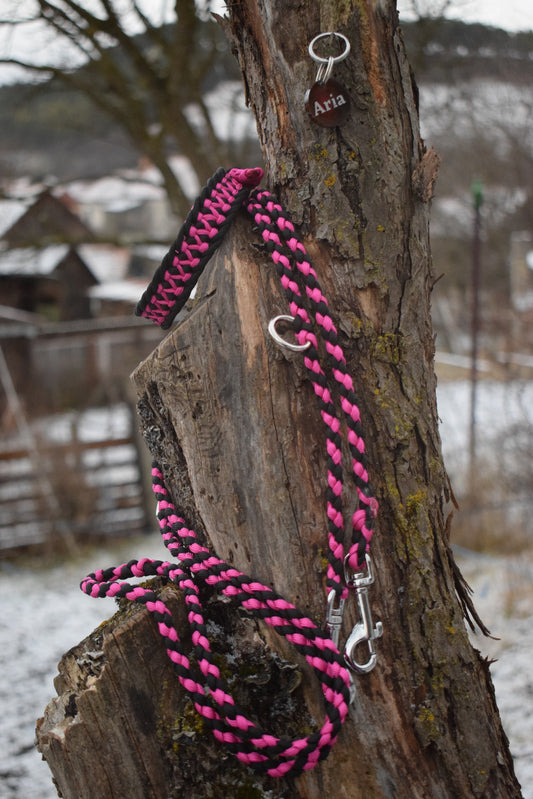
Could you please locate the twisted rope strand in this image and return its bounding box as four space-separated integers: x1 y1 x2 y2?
135 167 263 328
81 464 351 778
245 190 377 572
246 194 348 593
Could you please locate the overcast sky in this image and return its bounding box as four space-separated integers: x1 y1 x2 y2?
396 0 533 32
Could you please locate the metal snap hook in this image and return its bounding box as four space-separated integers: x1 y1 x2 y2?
344 593 383 674
268 315 311 353
343 554 383 674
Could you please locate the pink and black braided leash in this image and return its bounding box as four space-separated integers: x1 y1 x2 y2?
135 167 263 329
82 166 378 777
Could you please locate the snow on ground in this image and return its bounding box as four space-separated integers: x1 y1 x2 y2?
437 379 533 479
0 538 531 797
437 379 533 534
0 535 164 799
0 379 532 797
456 548 533 796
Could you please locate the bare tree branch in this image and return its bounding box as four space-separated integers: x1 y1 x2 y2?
407 0 465 19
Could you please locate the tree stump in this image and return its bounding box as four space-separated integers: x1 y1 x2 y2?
36 2 524 797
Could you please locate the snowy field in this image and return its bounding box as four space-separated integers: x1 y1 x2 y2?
0 379 532 798
0 535 165 799
458 548 533 796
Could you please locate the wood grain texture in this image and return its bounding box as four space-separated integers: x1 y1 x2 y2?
135 226 329 617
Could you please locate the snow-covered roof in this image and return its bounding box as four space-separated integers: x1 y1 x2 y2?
89 279 147 302
0 177 47 236
0 242 131 283
132 243 168 260
58 155 201 211
77 244 130 283
0 245 68 276
116 156 201 201
60 175 164 214
1 156 200 245
0 199 31 238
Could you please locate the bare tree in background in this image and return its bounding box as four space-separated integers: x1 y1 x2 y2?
399 0 468 21
0 0 254 217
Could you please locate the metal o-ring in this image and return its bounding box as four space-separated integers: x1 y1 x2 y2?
268 315 311 353
308 32 351 65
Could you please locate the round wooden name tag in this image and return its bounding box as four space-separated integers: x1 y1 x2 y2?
305 79 350 128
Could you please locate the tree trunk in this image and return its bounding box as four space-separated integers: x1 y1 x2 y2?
37 2 523 797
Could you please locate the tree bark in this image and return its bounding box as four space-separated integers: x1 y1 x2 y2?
37 2 523 797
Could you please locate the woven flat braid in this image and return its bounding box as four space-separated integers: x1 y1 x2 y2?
135 167 263 329
81 463 351 778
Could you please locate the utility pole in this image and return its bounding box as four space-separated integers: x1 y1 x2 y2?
469 179 483 490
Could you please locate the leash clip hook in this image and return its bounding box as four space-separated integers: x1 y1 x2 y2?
343 554 383 674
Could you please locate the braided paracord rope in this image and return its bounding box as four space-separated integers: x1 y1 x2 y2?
81 464 351 778
245 190 377 590
135 167 263 329
82 166 379 776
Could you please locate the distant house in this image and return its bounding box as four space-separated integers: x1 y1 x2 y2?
88 278 150 318
2 189 94 248
0 170 179 327
62 169 178 243
0 180 164 418
0 245 97 321
0 191 135 321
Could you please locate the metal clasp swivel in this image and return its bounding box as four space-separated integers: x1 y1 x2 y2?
344 554 383 674
326 589 345 649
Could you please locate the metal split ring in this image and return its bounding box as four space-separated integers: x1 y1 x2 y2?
309 32 351 83
308 32 351 64
268 315 311 353
309 32 350 85
316 57 336 85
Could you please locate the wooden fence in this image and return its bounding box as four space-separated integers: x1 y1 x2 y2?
0 403 152 554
